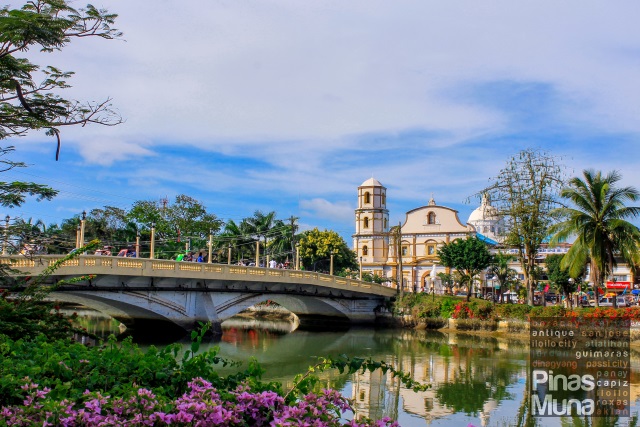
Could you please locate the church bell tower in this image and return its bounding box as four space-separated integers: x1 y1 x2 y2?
353 178 389 267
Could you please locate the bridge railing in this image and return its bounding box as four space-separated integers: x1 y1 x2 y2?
0 255 397 295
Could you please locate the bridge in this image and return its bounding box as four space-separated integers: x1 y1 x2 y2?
2 255 397 333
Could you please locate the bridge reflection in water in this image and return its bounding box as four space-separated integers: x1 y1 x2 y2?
3 255 395 334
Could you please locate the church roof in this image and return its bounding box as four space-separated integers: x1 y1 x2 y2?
360 177 384 187
467 194 498 223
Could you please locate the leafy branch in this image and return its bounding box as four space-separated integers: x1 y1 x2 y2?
285 354 430 400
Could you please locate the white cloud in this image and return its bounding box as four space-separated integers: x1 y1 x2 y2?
72 136 155 166
300 198 354 222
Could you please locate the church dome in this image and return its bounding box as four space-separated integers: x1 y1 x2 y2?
360 177 383 187
467 193 498 223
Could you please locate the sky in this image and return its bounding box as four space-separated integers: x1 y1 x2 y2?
5 0 640 244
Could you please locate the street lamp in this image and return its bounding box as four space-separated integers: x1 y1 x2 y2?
207 229 213 263
330 250 336 276
79 210 86 253
295 243 300 271
359 256 363 281
569 277 575 308
135 231 140 258
150 223 156 259
227 244 232 265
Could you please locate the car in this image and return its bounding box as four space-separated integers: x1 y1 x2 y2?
590 296 627 307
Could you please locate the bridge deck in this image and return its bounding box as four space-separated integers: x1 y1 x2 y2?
0 255 397 298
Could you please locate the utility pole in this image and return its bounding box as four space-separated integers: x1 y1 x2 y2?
394 221 404 297
287 216 299 261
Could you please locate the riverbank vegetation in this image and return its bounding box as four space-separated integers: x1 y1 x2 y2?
393 293 640 325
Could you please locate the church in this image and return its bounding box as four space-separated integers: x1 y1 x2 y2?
352 177 503 293
352 177 636 296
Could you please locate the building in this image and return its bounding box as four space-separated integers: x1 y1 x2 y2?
352 177 638 295
353 178 475 292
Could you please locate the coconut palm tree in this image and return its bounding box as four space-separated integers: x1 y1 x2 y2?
549 169 640 307
487 251 518 303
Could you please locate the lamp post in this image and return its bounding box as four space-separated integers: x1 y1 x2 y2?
227 244 232 265
149 223 156 259
255 241 260 267
413 267 417 293
568 277 575 308
359 256 363 281
207 229 213 263
2 215 9 255
296 243 300 270
75 225 80 249
330 251 335 276
135 231 140 258
79 210 86 253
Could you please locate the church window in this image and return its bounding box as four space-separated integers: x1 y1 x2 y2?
362 245 368 256
427 212 436 224
363 217 369 228
382 193 386 205
384 218 388 229
364 192 371 204
426 244 436 256
402 246 409 256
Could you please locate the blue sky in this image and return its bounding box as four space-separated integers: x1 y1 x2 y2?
6 0 640 243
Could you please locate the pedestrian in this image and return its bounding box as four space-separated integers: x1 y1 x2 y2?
269 259 277 269
197 253 204 263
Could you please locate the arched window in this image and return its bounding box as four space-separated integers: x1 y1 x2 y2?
427 212 436 225
364 192 370 204
384 218 388 229
362 245 368 256
381 193 386 205
363 217 369 228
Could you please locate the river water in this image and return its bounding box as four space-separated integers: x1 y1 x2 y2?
72 310 640 427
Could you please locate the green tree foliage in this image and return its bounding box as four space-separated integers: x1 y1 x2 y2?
298 228 357 273
437 272 454 294
0 240 99 340
545 254 579 304
437 237 492 301
549 169 640 307
487 251 518 302
483 148 564 305
0 0 122 156
126 195 222 259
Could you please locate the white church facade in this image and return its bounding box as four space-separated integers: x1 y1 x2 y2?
352 178 503 292
352 177 637 295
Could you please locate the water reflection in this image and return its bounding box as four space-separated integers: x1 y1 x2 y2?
66 309 640 427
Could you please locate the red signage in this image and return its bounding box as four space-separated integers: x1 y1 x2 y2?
606 281 632 290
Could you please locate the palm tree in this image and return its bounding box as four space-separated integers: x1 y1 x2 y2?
487 251 518 303
245 210 277 260
217 219 254 263
549 170 640 307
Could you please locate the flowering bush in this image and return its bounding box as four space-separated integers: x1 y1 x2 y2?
1 378 399 427
452 303 474 319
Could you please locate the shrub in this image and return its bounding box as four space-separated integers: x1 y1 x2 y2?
494 304 532 321
0 377 400 427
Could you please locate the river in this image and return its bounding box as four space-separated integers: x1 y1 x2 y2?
71 309 640 427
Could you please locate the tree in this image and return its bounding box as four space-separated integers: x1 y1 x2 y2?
487 251 518 303
545 254 579 307
1 0 122 157
244 210 277 260
126 195 222 259
483 148 564 305
549 170 640 307
298 228 357 273
437 237 492 301
437 272 454 295
217 219 255 263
